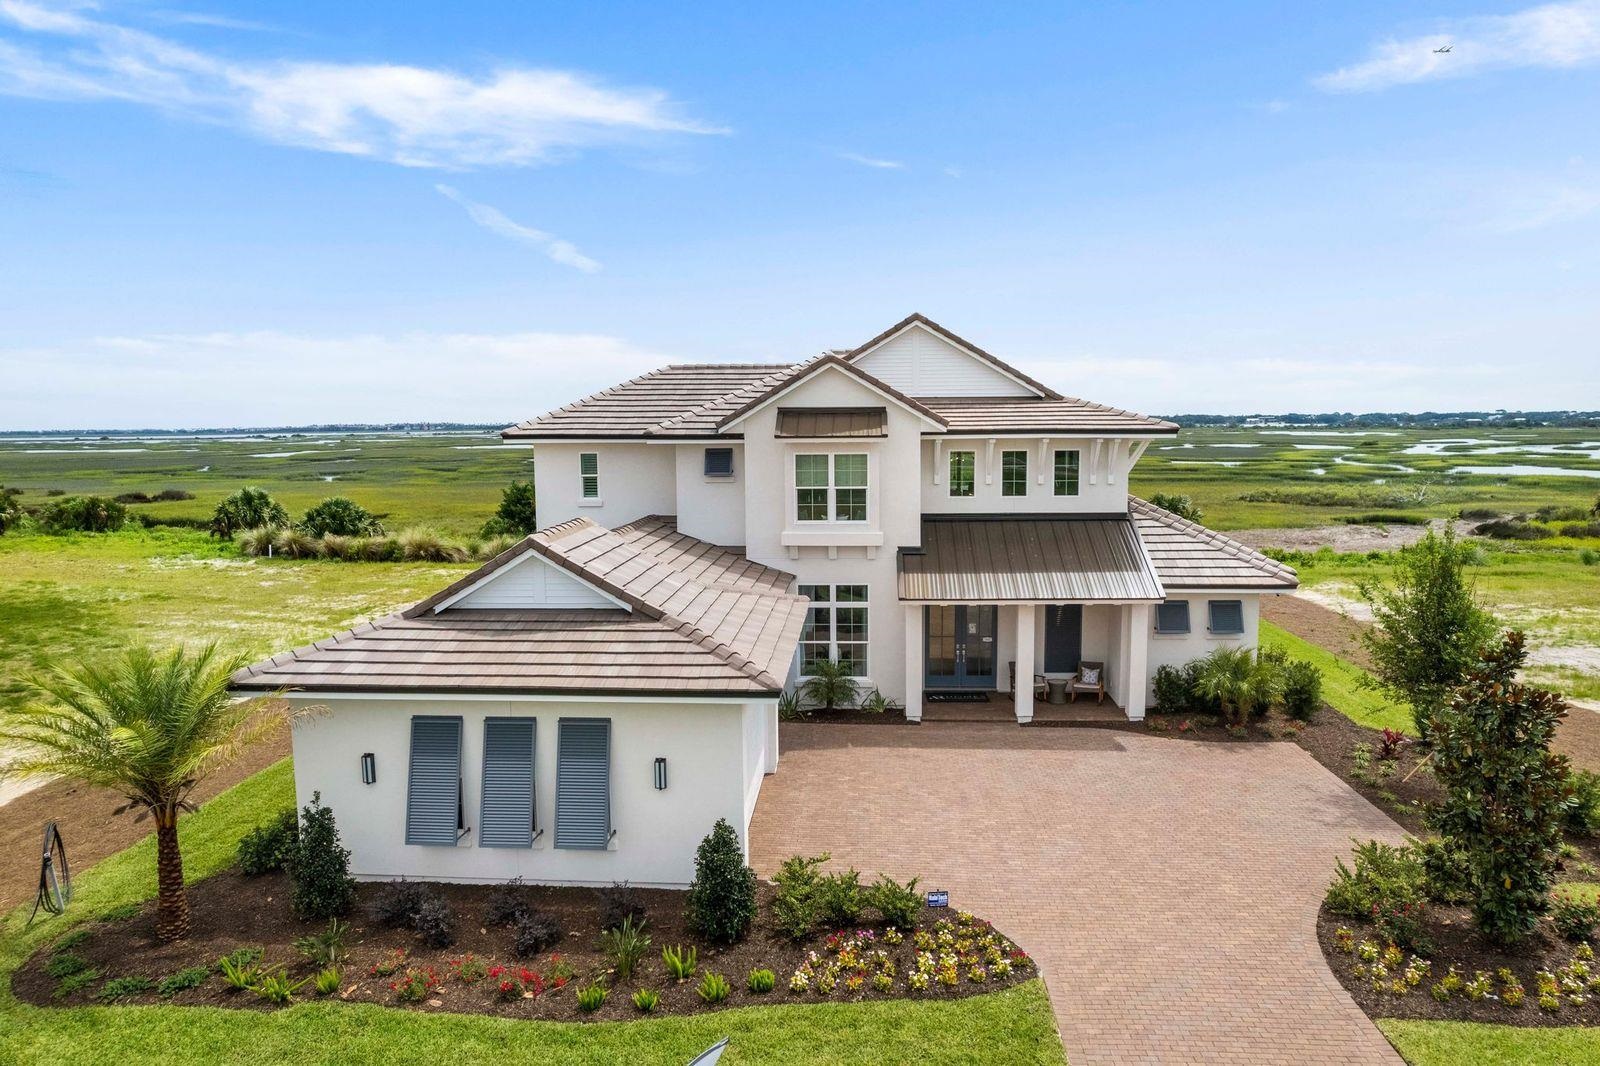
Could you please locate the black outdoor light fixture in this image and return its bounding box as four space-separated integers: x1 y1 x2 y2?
653 757 668 791
360 752 376 785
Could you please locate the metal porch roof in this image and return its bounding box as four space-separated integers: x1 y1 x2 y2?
897 516 1165 602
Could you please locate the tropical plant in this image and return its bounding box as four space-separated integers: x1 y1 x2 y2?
598 915 651 983
289 792 355 920
777 689 804 721
1191 647 1282 728
697 971 731 1004
575 982 608 1012
313 966 342 996
686 818 758 944
869 874 923 929
237 807 298 875
747 968 776 993
1149 493 1202 522
293 917 350 966
801 657 858 712
630 987 660 1013
1359 528 1499 740
40 494 127 533
662 944 698 981
210 486 289 539
1427 633 1571 944
857 688 901 714
483 480 538 537
299 496 382 538
0 644 284 940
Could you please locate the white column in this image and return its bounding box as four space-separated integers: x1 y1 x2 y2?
904 604 924 723
1122 603 1151 720
765 699 780 773
1014 604 1036 725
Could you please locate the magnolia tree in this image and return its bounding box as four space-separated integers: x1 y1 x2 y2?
1426 632 1572 944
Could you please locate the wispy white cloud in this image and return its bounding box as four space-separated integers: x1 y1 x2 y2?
1316 0 1600 93
838 151 904 170
1484 179 1600 231
434 184 600 272
0 329 671 427
0 0 723 167
144 9 287 33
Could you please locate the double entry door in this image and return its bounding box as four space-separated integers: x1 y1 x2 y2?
925 605 997 689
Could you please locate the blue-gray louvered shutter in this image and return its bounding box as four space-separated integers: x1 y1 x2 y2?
1155 601 1190 634
555 718 611 850
480 718 536 848
405 715 462 846
1209 600 1245 634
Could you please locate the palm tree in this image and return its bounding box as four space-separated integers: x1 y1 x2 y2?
1193 647 1283 728
800 657 860 712
0 644 285 940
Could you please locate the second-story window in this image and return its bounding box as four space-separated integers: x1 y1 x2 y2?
1001 450 1028 497
948 450 975 497
579 452 600 499
1054 449 1080 496
795 453 868 522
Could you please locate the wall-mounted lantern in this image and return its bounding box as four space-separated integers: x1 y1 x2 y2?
653 757 668 791
360 752 377 785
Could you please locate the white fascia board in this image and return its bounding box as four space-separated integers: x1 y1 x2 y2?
428 549 632 614
718 364 944 433
851 320 1046 399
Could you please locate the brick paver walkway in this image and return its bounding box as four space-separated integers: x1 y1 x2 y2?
748 723 1407 1065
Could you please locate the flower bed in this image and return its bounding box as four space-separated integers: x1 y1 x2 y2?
15 870 1034 1021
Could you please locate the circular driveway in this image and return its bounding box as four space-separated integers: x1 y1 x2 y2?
749 722 1407 1065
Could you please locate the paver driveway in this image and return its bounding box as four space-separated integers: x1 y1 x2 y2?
748 723 1408 1066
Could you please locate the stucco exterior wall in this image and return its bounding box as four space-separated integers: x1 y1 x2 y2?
533 443 676 529
673 443 746 547
1143 595 1262 701
920 436 1139 515
287 695 772 888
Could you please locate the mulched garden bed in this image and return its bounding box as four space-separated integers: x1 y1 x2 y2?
1319 902 1600 1027
17 872 1036 1021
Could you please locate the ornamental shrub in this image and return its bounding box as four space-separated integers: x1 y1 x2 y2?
485 877 531 927
596 881 647 933
1324 839 1428 920
237 808 298 875
1551 891 1600 942
1149 493 1202 522
412 895 458 948
512 910 563 957
483 480 538 537
869 874 922 929
1567 770 1600 837
0 486 21 535
40 495 126 533
299 496 382 538
288 792 355 920
816 868 866 928
370 880 432 928
1415 836 1473 905
1280 659 1323 721
772 853 829 940
1426 633 1572 944
210 486 288 539
685 819 758 944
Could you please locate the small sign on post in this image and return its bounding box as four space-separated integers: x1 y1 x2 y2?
925 889 949 909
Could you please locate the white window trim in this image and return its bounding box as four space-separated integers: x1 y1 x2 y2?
797 583 871 681
1053 448 1082 497
791 450 871 526
948 449 976 498
1001 449 1029 497
578 452 601 507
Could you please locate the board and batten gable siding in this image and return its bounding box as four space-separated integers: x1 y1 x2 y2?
450 552 617 610
287 697 774 887
851 323 1034 397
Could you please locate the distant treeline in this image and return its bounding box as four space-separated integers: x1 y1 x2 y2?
1165 411 1600 429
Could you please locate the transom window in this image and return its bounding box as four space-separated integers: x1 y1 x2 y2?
579 452 600 499
948 450 975 497
1001 450 1028 497
797 584 869 676
1054 450 1080 496
795 453 868 522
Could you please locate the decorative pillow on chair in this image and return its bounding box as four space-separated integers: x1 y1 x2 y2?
1080 666 1101 685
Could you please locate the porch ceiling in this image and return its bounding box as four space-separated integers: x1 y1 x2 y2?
897 516 1165 602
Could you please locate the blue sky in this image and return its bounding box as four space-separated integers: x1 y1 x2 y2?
2 0 1598 428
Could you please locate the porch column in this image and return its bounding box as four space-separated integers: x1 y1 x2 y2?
1121 603 1151 720
904 604 923 723
1014 604 1036 725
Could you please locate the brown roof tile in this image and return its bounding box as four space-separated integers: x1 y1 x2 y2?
1130 497 1299 590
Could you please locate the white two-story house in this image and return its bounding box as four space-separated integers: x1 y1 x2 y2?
234 314 1294 887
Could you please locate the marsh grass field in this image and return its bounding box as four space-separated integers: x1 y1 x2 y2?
2 423 1599 709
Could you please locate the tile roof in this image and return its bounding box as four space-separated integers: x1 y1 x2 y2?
919 397 1178 436
775 407 887 438
1130 497 1299 590
502 364 794 440
232 517 809 697
898 516 1166 602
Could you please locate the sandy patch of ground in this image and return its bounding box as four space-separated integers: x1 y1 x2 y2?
1228 518 1476 554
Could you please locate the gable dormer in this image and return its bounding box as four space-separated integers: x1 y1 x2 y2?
844 314 1060 399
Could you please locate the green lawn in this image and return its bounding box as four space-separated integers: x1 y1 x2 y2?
0 760 1066 1065
1380 1019 1600 1065
1260 620 1414 734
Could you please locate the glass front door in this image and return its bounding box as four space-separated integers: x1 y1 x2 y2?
924 605 998 689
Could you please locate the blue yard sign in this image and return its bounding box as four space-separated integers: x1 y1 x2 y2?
926 889 949 908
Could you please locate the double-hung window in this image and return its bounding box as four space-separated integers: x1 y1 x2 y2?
794 453 868 522
1208 600 1245 635
555 718 611 849
406 715 464 846
1054 449 1081 496
479 718 536 848
948 450 975 497
1001 450 1028 497
797 584 869 675
579 452 600 500
1154 601 1191 635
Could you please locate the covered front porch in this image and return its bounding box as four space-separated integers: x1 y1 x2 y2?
903 601 1153 725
